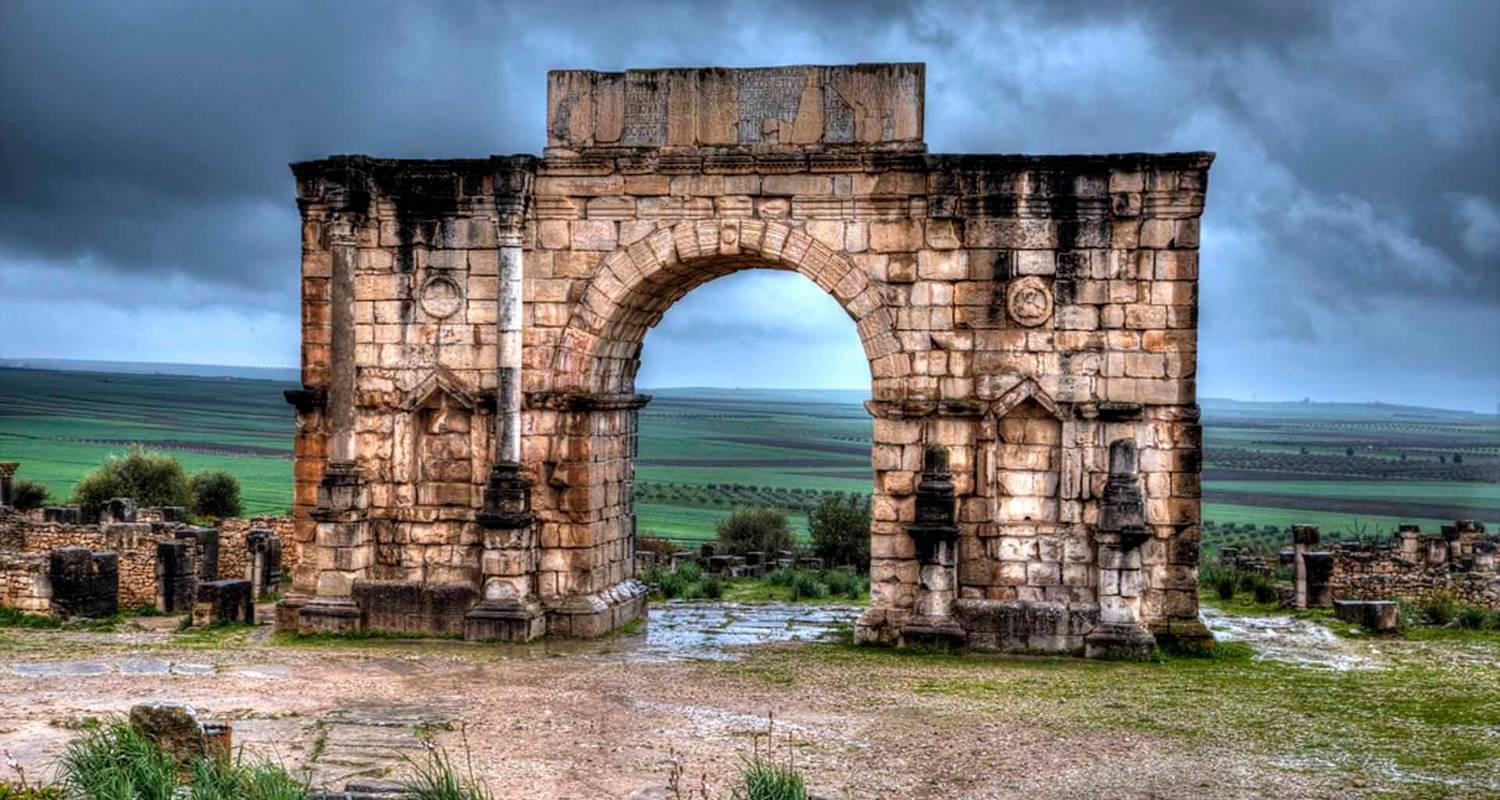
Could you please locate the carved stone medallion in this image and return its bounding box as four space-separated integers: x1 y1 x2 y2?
1005 276 1053 327
419 275 464 319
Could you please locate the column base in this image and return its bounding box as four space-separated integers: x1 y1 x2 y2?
295 596 364 636
1148 617 1217 651
543 580 648 638
1084 621 1157 659
464 598 546 643
273 593 309 632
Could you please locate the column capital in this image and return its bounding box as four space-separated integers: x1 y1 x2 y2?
494 155 536 247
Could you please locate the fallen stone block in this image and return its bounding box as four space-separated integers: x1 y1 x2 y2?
129 702 231 766
1333 599 1399 632
191 579 254 626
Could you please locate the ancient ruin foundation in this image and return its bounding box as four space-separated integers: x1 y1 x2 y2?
282 63 1213 654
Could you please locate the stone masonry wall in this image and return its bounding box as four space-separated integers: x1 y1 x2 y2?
0 551 50 615
1329 526 1498 610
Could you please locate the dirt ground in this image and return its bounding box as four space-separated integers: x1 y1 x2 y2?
0 603 1494 800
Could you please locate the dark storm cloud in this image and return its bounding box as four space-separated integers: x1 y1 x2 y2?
0 0 1496 408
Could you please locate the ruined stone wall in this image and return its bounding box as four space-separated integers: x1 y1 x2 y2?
1330 530 1498 610
218 517 295 587
0 551 50 615
0 515 296 611
286 63 1211 650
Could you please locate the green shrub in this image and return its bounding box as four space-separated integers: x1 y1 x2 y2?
700 578 725 600
656 571 686 600
0 607 62 629
768 568 796 587
715 507 794 556
71 447 192 522
1420 591 1460 626
189 470 242 520
674 562 702 583
788 571 825 602
821 570 864 599
1456 604 1489 630
1214 573 1236 601
1252 581 1278 605
730 756 808 800
808 496 869 573
10 479 51 512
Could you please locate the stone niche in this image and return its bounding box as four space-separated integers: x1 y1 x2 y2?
281 63 1213 655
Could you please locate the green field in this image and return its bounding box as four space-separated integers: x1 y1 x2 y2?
1 367 1496 551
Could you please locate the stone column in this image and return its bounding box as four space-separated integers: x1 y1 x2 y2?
469 159 544 642
1085 439 1155 658
299 207 370 634
1292 524 1319 610
0 461 17 509
1397 524 1421 559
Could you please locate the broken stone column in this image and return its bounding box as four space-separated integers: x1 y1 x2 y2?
898 444 964 648
0 461 17 510
1429 531 1453 565
245 528 283 600
48 547 119 619
1397 524 1421 559
191 579 254 627
1085 439 1156 658
468 165 545 643
156 539 195 613
1455 520 1483 561
175 527 220 581
1292 524 1319 610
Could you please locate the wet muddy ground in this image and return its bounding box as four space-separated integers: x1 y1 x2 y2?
1 602 1495 799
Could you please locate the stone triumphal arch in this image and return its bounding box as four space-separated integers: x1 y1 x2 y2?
280 64 1213 656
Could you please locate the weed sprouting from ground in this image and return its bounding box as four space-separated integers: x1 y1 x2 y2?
399 729 492 800
1420 590 1460 625
730 715 808 800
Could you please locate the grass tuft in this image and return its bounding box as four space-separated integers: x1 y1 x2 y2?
400 741 492 800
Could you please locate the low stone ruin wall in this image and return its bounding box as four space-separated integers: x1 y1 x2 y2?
0 510 296 615
220 517 295 586
1330 549 1499 610
1261 521 1500 612
0 551 51 615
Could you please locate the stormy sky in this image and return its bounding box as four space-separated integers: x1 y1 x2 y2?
1 1 1496 411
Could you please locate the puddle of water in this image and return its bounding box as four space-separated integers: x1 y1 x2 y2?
8 661 112 678
633 602 858 662
6 659 285 678
1201 607 1377 671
